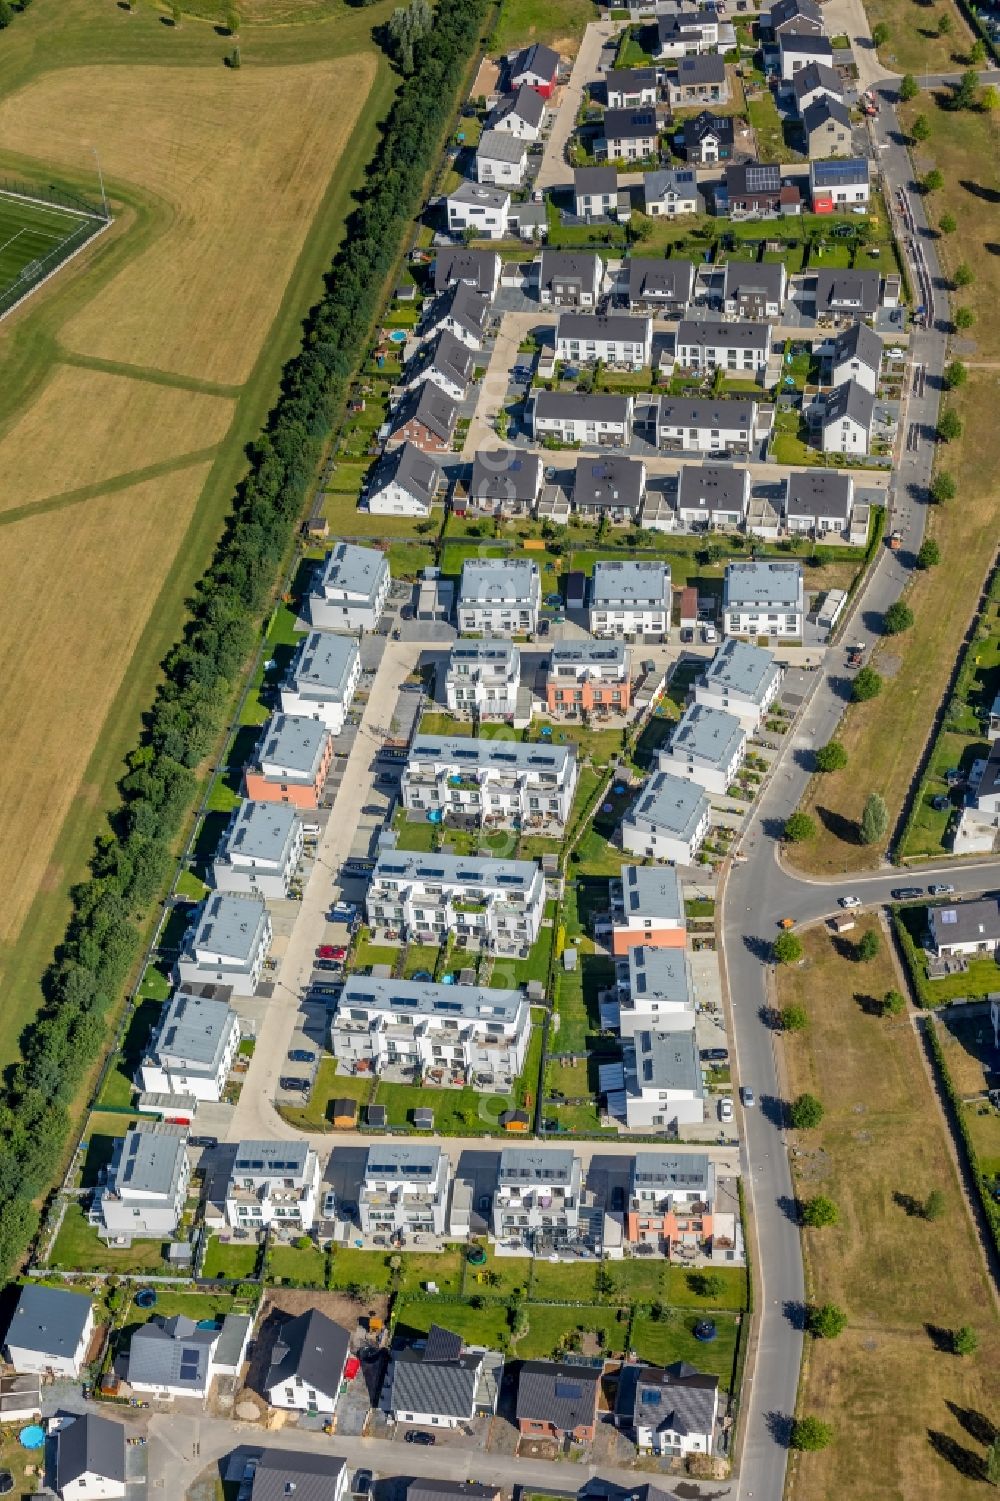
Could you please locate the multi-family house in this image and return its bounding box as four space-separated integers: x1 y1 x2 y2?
695 638 783 731
176 892 272 996
813 267 881 320
589 560 671 640
574 165 618 219
433 247 502 299
614 944 696 1036
55 1414 126 1501
445 636 522 720
244 713 334 809
784 469 856 535
656 6 724 55
829 321 882 394
280 630 361 734
601 106 660 161
423 280 490 349
657 396 763 454
625 1150 716 1251
476 128 528 187
792 60 844 115
386 382 459 454
820 379 874 454
367 441 443 519
510 41 560 97
386 1325 501 1429
490 84 546 140
810 156 870 208
446 181 511 242
556 312 652 367
608 1023 705 1129
681 110 734 165
407 1482 498 1501
722 161 801 218
138 989 240 1102
802 94 852 158
96 1125 189 1244
545 639 632 716
404 329 475 404
673 319 771 377
779 30 833 78
642 168 702 217
659 702 746 794
531 390 634 447
467 449 544 516
610 863 686 956
309 541 390 633
537 250 603 306
212 800 303 900
626 256 695 313
492 1147 587 1252
457 558 541 634
616 1361 719 1455
721 260 787 318
358 1143 451 1239
365 847 545 950
572 455 646 523
723 560 804 637
5 1286 95 1380
330 976 532 1088
516 1361 602 1443
769 0 824 35
263 1309 351 1417
402 734 579 826
668 55 729 106
605 66 659 108
622 770 711 864
223 1140 321 1233
250 1454 349 1501
676 462 750 530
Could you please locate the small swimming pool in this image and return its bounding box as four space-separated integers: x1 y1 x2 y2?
388 329 407 344
19 1426 44 1451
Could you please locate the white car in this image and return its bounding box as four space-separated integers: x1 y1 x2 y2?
839 895 862 909
719 1097 734 1123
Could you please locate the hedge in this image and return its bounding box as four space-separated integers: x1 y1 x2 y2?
924 1016 1000 1259
0 0 489 1279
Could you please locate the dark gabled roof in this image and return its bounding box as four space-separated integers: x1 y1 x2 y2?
5 1283 92 1359
823 378 875 430
56 1414 126 1490
770 0 823 27
433 247 499 296
538 249 602 291
675 318 770 351
792 61 843 104
127 1315 217 1392
722 259 786 301
471 448 543 503
603 106 659 142
370 441 442 507
683 110 735 147
785 468 852 519
407 328 474 393
605 66 658 95
779 29 832 56
627 256 695 303
619 1362 718 1438
575 164 618 196
813 266 880 313
573 454 646 510
930 893 1000 945
512 42 560 82
726 161 781 199
802 93 851 134
264 1308 350 1402
425 1324 464 1363
673 54 726 86
677 462 748 513
407 1484 498 1501
516 1359 602 1430
390 1341 483 1419
831 320 882 374
495 83 545 129
250 1450 348 1501
391 382 459 444
433 280 489 338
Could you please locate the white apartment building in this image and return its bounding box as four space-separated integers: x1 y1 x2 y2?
138 989 241 1102
622 770 712 865
658 703 747 795
492 1148 587 1254
722 560 804 638
446 182 512 241
555 312 652 368
212 799 304 899
784 469 856 537
365 847 545 951
330 976 531 1091
445 637 522 720
609 863 686 955
358 1143 451 1239
222 1140 321 1234
280 630 361 735
457 558 541 635
531 391 634 447
176 892 272 997
309 542 390 633
657 397 763 454
589 560 671 639
95 1126 190 1244
614 944 697 1037
402 734 579 826
546 639 631 716
676 463 750 530
606 1025 705 1130
672 320 771 377
476 128 528 187
695 639 783 732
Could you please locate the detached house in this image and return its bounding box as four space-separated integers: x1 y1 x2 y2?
5 1285 94 1380
616 1361 719 1456
127 1315 227 1402
458 557 541 634
792 61 844 116
250 1454 348 1501
55 1414 126 1501
367 441 443 519
627 256 695 314
673 319 771 377
676 462 750 530
447 181 511 242
574 165 618 220
476 128 528 187
222 1140 321 1233
546 639 632 716
820 379 875 454
310 540 390 633
264 1308 351 1417
531 390 634 447
516 1361 602 1443
656 7 724 56
642 168 701 218
802 94 852 159
659 702 746 794
490 83 545 141
445 636 522 720
606 66 658 108
556 312 652 367
244 712 334 809
510 41 560 98
723 559 804 638
387 1324 501 1428
590 560 671 639
177 891 272 996
929 897 1000 958
811 156 871 209
96 1125 189 1244
387 382 459 455
468 448 543 516
281 629 361 734
139 988 240 1102
681 111 734 165
695 638 783 731
779 31 833 79
601 106 660 161
722 260 788 318
433 246 501 298
668 55 729 107
622 770 712 864
829 321 882 394
537 249 603 306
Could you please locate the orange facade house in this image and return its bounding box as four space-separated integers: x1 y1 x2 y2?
244 712 334 810
610 862 687 956
625 1150 715 1255
545 639 632 717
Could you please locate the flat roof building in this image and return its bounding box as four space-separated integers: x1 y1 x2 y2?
177 892 272 996
244 713 333 809
309 541 390 632
695 639 783 731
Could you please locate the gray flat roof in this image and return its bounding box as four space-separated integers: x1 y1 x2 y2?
372 846 538 893
339 975 526 1026
785 468 853 520
677 462 749 513
449 180 510 210
630 770 711 840
111 1126 187 1197
318 541 388 604
362 1143 445 1179
668 703 745 770
478 127 528 163
6 1284 92 1358
724 560 803 610
459 557 539 603
631 1149 712 1191
676 318 770 351
534 390 632 423
498 1147 577 1182
620 862 684 923
592 559 670 607
574 455 646 510
409 733 574 775
447 637 519 672
221 799 299 866
233 1140 312 1176
631 1025 703 1093
626 944 693 1006
702 638 781 704
192 892 269 963
152 990 235 1069
291 630 358 698
551 639 629 669
256 713 329 780
470 448 543 504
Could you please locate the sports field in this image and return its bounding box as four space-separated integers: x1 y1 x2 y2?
0 190 99 312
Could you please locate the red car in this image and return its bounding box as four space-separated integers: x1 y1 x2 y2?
316 945 338 959
329 945 348 961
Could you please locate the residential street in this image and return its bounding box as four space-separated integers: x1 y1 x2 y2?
535 20 616 191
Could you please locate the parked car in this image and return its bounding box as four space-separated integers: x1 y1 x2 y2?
279 1077 310 1092
839 895 861 908
892 887 923 900
405 1432 436 1446
323 1191 338 1218
701 1047 729 1062
189 1136 218 1149
314 960 342 973
287 1049 316 1064
680 626 694 643
740 1086 755 1108
929 883 955 895
931 795 951 812
719 1097 734 1123
316 944 339 959
702 623 718 644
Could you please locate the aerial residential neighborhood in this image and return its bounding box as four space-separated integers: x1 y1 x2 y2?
0 0 997 1497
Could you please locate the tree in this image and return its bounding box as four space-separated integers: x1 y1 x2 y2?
860 791 889 845
881 988 906 1016
938 408 964 442
872 20 889 44
781 1003 808 1032
899 73 919 101
944 359 966 388
969 37 987 64
953 67 979 109
983 84 999 112
953 262 974 287
790 1093 825 1129
924 1187 946 1221
802 1194 839 1228
954 306 974 330
986 1435 1000 1486
930 470 956 503
922 168 944 194
688 1270 724 1299
884 600 914 635
852 666 883 702
953 1324 978 1356
0 0 13 25
791 1415 834 1451
917 537 940 569
774 931 803 965
857 928 881 962
784 811 816 843
910 113 931 141
939 212 957 235
816 740 848 772
937 11 953 32
807 1302 848 1339
226 4 240 32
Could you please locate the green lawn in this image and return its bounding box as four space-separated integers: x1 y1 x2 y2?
202 1237 260 1281
327 1246 393 1292
373 1078 513 1134
402 942 444 979
516 1302 626 1359
631 1309 741 1389
50 1204 169 1273
129 1287 241 1323
394 1295 512 1349
397 1249 466 1296
770 406 818 466
465 1252 532 1297
666 1264 749 1310
529 1258 604 1302
278 1060 372 1132
266 1242 328 1286
554 953 616 1052
747 94 789 163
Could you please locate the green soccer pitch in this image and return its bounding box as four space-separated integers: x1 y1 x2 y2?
0 190 103 314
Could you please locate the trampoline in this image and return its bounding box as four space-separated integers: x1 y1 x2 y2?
613 784 625 795
693 1320 717 1343
134 1288 157 1310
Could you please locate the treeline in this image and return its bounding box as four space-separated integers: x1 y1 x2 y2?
0 0 489 1277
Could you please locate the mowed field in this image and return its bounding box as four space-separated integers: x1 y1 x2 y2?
779 920 999 1500
0 0 401 1061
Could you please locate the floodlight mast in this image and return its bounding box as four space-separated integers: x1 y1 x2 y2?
92 147 109 220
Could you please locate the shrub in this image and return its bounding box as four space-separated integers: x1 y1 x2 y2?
944 360 966 388
916 538 940 568
910 113 931 141
784 812 816 843
953 308 974 332
939 213 957 235
924 1188 946 1221
791 1415 834 1451
930 471 956 503
781 1003 808 1032
857 928 881 962
860 792 888 845
790 1093 824 1129
801 1194 839 1228
922 168 944 193
953 263 973 288
852 666 883 702
881 989 905 1016
953 1324 978 1356
815 740 848 772
807 1302 847 1339
872 20 889 44
898 73 918 101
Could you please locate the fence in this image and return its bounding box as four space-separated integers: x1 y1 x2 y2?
0 210 108 322
0 177 107 219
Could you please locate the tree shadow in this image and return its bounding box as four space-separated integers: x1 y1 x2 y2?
927 1430 986 1481
959 178 1000 203
814 804 860 846
782 1299 807 1331
984 242 1000 256
765 1410 794 1447
742 933 775 964
854 991 882 1016
945 1401 996 1447
895 1191 926 1219
831 934 864 963
758 1002 783 1030
777 1194 801 1224
760 815 788 842
759 1092 787 1129
924 1321 955 1352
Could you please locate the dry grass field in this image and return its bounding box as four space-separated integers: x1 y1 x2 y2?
0 60 375 384
0 366 233 511
779 920 999 1500
0 463 211 944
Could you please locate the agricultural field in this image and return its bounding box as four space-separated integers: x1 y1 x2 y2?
0 0 401 1067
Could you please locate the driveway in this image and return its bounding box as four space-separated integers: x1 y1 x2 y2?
462 312 537 456
534 19 618 191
